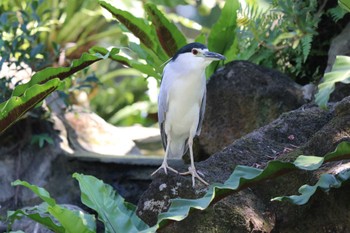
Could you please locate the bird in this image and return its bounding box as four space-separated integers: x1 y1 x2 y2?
152 42 225 187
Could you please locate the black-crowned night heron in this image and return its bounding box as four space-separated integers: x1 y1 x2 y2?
152 42 225 187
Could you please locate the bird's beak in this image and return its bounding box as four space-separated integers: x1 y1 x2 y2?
203 51 226 60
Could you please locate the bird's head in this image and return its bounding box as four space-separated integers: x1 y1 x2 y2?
169 42 226 71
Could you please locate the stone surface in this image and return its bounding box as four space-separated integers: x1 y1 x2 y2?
46 92 163 160
136 96 350 232
323 22 350 105
325 22 350 73
196 61 306 160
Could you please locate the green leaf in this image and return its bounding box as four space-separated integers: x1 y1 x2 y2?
109 54 160 79
7 203 65 233
147 0 188 7
271 170 350 205
207 0 239 76
99 1 157 53
0 46 116 134
92 46 160 79
48 205 95 233
31 133 54 148
301 34 312 62
73 173 149 233
224 36 239 62
11 180 57 206
10 180 96 233
328 5 347 22
315 55 350 108
339 0 350 12
293 155 324 170
0 78 60 134
11 52 102 97
144 3 187 57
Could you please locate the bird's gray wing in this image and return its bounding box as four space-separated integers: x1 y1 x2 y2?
196 87 206 136
158 74 168 150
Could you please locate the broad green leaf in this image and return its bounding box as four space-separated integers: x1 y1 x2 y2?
0 46 118 134
73 173 149 233
11 52 103 97
11 180 56 206
339 0 350 12
0 79 60 134
148 0 188 7
293 155 324 170
10 180 96 233
271 170 350 205
322 140 350 161
92 46 161 78
315 55 350 109
48 205 95 233
144 3 187 57
7 203 65 233
129 42 165 74
207 0 239 76
99 1 157 53
224 36 239 62
110 54 160 79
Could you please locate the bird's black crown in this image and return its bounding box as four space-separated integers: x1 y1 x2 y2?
171 42 207 61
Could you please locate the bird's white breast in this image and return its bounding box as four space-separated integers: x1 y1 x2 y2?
164 66 206 138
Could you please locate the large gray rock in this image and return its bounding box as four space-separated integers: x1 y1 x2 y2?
136 94 350 232
324 22 350 104
325 22 350 73
196 61 306 159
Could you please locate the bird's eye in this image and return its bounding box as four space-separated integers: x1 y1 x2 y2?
192 49 198 55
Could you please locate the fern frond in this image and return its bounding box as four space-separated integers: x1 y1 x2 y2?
328 6 347 22
301 34 312 62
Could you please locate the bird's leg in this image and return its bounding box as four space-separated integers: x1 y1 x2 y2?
151 136 179 176
180 137 209 187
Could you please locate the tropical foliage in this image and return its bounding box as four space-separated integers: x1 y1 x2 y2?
7 142 350 232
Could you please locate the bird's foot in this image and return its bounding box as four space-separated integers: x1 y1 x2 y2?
180 166 209 187
151 161 179 176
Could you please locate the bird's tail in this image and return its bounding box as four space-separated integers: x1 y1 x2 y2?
168 137 188 159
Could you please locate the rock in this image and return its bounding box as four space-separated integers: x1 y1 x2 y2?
136 95 350 232
47 92 163 160
322 21 350 104
196 61 306 159
325 22 350 73
60 107 141 157
0 116 61 214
